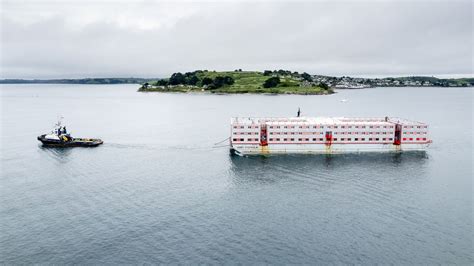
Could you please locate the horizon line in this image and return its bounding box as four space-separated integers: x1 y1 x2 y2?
1 73 473 80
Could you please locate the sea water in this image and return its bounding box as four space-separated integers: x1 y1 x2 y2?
0 84 472 264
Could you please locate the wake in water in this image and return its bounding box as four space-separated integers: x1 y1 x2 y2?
104 139 231 152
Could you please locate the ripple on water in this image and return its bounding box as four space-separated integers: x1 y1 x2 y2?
1 85 472 264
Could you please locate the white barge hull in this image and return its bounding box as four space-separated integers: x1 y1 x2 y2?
231 143 430 155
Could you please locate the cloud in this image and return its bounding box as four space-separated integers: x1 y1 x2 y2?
0 0 472 78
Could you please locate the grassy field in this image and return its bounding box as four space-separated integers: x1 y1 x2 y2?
139 71 333 95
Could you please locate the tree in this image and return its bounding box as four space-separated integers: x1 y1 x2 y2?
212 76 226 89
201 77 213 86
277 69 291 76
319 82 329 90
263 76 280 88
169 72 185 85
263 70 273 76
301 72 313 82
223 76 234 85
186 75 199 85
156 79 169 86
207 76 235 90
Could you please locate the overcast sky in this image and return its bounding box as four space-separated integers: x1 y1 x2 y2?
0 0 472 79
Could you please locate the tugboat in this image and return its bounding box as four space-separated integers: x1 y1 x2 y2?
37 119 103 147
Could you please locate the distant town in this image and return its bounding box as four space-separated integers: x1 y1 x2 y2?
313 75 473 89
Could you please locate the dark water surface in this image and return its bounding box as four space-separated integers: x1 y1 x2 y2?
1 85 472 264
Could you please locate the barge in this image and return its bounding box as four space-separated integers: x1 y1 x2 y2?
230 116 431 155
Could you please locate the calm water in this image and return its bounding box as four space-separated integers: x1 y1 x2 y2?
0 84 472 264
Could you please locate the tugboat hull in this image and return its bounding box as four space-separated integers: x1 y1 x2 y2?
37 135 103 147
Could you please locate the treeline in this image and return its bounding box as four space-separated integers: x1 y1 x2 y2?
151 71 235 90
263 69 313 82
0 78 151 84
261 76 329 89
142 69 332 91
262 70 330 89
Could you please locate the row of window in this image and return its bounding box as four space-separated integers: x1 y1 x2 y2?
233 125 259 129
233 132 259 135
233 131 428 136
267 137 396 142
233 125 398 130
232 138 259 142
403 132 428 135
233 131 428 135
233 137 428 142
404 125 428 129
257 138 396 142
233 125 428 130
268 125 395 129
247 131 399 135
268 131 396 135
334 131 394 135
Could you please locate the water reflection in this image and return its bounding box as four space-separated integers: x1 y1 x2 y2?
228 152 429 186
230 152 428 167
38 145 73 163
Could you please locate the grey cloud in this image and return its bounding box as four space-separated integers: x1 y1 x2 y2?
1 1 472 78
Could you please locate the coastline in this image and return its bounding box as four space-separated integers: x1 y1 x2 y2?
137 86 335 95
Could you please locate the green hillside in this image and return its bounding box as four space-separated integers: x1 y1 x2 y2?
138 70 333 95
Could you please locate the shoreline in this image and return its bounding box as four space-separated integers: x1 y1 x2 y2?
137 87 335 95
